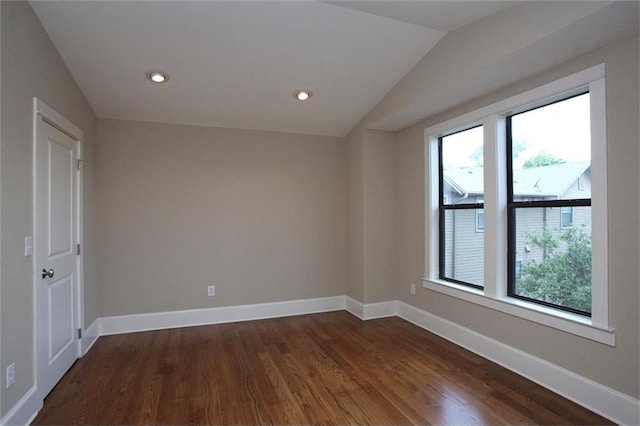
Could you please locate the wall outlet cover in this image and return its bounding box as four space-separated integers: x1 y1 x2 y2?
24 236 33 257
6 363 15 389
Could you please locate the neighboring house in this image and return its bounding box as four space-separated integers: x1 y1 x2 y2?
442 161 592 285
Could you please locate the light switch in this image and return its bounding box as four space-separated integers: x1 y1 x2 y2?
24 236 33 257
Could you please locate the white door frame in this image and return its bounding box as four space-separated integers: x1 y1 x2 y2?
32 98 84 399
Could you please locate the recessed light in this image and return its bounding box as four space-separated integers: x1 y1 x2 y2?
146 70 169 83
294 89 312 101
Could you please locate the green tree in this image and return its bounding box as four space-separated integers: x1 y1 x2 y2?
517 226 591 312
512 140 527 161
523 152 565 168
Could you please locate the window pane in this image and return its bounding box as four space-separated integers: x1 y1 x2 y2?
476 210 484 231
513 206 592 313
441 126 484 204
510 93 591 201
475 197 484 231
442 209 484 287
515 261 522 279
561 206 573 227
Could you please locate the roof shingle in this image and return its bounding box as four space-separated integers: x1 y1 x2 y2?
444 161 590 197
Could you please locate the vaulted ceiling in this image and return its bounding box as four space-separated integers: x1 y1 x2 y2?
30 1 516 137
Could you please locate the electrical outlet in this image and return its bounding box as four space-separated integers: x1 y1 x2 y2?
410 283 416 295
207 285 215 297
24 236 33 257
6 363 15 389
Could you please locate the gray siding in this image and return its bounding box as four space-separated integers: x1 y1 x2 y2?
448 209 484 285
441 184 484 285
561 169 591 200
442 172 591 286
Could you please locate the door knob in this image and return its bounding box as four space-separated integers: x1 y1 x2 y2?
42 268 54 279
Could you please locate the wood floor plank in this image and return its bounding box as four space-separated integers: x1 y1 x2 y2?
122 332 165 425
190 327 223 425
311 332 424 422
32 311 613 425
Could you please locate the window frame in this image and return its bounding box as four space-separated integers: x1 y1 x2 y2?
515 260 522 279
438 127 484 289
475 197 485 233
578 175 585 191
506 94 591 316
423 64 613 345
560 206 574 228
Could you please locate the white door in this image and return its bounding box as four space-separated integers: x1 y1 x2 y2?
35 114 80 398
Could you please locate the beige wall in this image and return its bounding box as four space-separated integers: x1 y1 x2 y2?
346 128 397 304
394 35 639 398
364 1 630 132
0 1 98 417
2 0 638 419
346 128 364 301
96 119 346 316
363 129 396 303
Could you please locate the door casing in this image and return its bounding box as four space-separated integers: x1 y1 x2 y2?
32 98 84 400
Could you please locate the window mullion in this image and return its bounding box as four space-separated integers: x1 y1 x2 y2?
589 77 608 327
482 116 506 298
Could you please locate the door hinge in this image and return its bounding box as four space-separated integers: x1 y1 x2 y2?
78 328 82 339
76 159 83 171
77 244 81 255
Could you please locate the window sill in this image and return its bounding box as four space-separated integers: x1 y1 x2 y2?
422 278 615 346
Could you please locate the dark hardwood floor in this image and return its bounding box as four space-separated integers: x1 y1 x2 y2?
33 311 612 425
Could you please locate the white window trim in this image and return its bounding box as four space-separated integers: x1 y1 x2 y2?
423 64 614 346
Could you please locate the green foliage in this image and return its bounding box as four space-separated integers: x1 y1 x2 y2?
523 152 565 168
512 140 527 160
517 226 592 313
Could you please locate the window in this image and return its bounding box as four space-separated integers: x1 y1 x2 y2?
438 126 484 289
476 197 485 232
515 260 522 279
507 93 591 316
561 206 573 227
424 65 612 345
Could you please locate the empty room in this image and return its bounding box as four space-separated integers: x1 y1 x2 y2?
1 1 639 424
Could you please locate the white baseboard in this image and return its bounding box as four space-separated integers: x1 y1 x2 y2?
81 319 100 356
345 297 397 320
96 296 640 424
99 296 346 336
345 296 364 318
363 300 397 319
396 301 640 425
344 296 364 320
0 386 41 426
4 297 636 426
